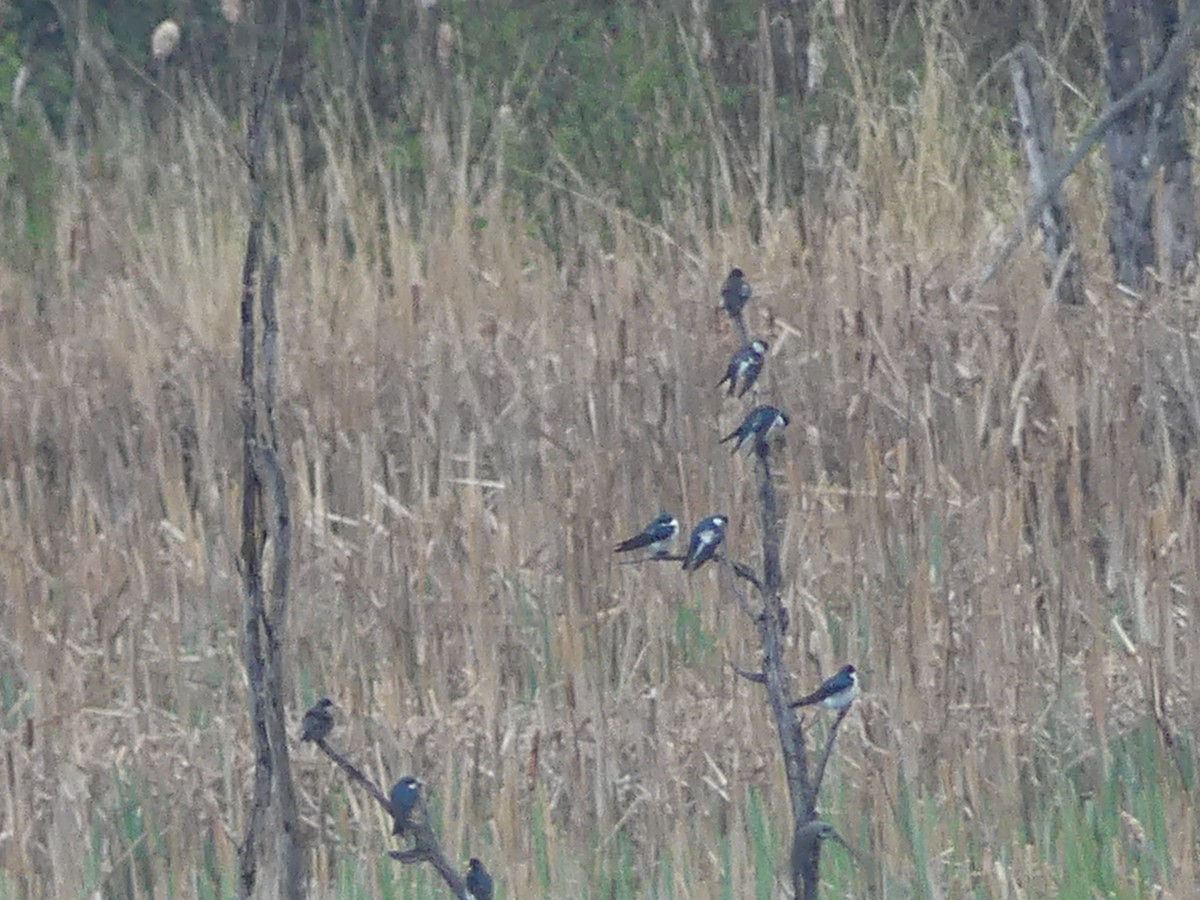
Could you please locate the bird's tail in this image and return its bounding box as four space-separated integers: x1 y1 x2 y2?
718 430 737 444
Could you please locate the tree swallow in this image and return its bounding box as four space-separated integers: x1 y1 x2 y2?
465 857 494 900
300 697 334 743
719 405 789 453
789 665 858 709
717 339 768 397
720 267 753 317
390 776 422 836
682 515 728 571
614 513 679 557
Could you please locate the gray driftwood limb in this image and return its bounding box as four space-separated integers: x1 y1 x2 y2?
1104 0 1157 290
976 0 1200 293
238 29 303 897
1010 44 1084 305
1148 0 1199 280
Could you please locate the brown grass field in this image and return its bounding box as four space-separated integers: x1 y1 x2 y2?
1 15 1198 899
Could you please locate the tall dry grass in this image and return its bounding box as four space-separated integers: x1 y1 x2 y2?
1 9 1198 899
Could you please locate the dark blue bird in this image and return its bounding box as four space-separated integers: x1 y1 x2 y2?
300 697 334 742
720 268 753 317
681 515 728 571
466 857 494 900
719 405 789 454
614 513 679 557
390 776 421 836
717 339 768 397
789 665 859 709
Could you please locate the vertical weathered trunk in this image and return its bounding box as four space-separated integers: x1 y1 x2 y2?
1104 0 1157 290
1010 43 1085 305
1147 0 1199 280
766 0 810 219
237 21 301 899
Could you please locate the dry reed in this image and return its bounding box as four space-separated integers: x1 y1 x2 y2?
1 10 1197 899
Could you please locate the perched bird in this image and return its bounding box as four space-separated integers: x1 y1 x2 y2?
465 857 494 900
789 665 859 709
717 339 768 398
719 405 789 454
682 515 728 571
720 267 753 317
390 776 422 836
614 513 679 557
300 697 334 742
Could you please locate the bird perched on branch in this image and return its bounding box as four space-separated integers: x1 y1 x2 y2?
717 339 768 398
465 857 494 900
300 698 334 742
682 515 728 571
390 776 422 836
789 665 858 709
720 267 753 318
720 405 789 454
614 513 679 557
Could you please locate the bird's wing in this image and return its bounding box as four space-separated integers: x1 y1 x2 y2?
615 530 655 551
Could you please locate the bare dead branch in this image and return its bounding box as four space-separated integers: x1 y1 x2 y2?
976 0 1200 291
313 735 470 897
809 705 852 805
1009 43 1085 304
728 559 765 591
730 662 767 684
313 739 391 809
617 553 687 565
620 553 761 595
387 828 471 900
237 12 297 897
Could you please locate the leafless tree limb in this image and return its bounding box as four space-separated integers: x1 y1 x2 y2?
312 737 469 899
976 0 1200 292
235 11 303 896
730 663 767 684
810 706 852 803
728 559 765 591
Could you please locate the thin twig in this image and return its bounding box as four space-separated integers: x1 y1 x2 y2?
728 559 765 591
809 705 852 806
617 553 687 566
314 740 390 809
730 663 767 684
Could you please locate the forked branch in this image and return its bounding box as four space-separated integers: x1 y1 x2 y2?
311 738 469 899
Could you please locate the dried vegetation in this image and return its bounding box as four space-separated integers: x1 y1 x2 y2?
1 5 1198 897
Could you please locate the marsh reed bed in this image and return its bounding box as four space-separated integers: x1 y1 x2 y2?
1 10 1198 897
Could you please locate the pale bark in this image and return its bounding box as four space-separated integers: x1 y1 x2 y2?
1010 44 1085 304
